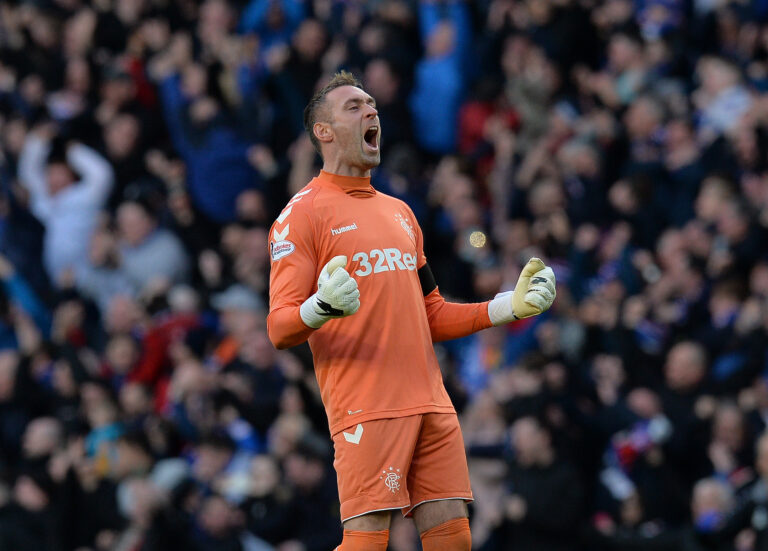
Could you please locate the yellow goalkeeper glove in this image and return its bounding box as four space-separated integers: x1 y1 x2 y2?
488 258 556 325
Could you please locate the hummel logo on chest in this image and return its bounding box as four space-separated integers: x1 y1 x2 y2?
331 223 358 236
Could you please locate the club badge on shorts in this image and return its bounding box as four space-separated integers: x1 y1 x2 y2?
380 466 401 493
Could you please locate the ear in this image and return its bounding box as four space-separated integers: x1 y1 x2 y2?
313 121 333 145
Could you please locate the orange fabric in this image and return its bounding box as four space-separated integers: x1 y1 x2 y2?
424 288 492 342
267 170 490 435
336 530 389 551
332 414 472 522
420 518 471 551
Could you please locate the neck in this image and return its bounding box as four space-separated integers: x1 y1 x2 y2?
322 157 372 178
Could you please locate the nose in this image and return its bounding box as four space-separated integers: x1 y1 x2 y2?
365 104 378 118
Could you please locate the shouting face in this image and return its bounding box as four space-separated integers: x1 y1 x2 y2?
316 85 381 172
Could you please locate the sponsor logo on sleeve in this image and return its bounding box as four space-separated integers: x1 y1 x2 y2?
270 240 296 261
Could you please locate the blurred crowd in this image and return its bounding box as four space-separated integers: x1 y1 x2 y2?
2 0 768 550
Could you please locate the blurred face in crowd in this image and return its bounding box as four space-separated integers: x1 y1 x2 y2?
364 59 399 105
3 118 28 156
656 230 687 273
527 179 565 217
316 84 380 174
117 202 156 247
268 414 310 459
89 228 117 267
235 190 267 224
709 287 741 323
47 162 75 195
219 307 262 340
182 63 208 98
65 57 91 95
750 262 768 298
624 97 662 140
608 34 642 72
104 114 140 160
106 334 139 375
52 359 78 398
712 403 745 451
358 23 386 56
294 19 326 60
695 178 732 223
122 478 163 526
86 400 119 429
284 452 325 491
199 0 234 42
558 141 600 178
716 201 749 242
194 444 233 483
101 74 135 108
664 342 706 392
426 21 455 58
198 495 238 537
626 388 662 419
238 330 275 369
119 383 153 418
691 479 732 520
250 455 279 497
698 58 740 96
511 417 551 467
106 295 144 334
665 119 695 151
22 417 62 458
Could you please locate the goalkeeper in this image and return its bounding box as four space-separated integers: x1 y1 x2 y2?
267 71 555 551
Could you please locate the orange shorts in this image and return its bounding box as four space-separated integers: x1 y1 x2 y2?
331 412 473 522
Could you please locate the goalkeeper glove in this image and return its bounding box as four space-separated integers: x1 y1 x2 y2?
300 255 361 329
488 257 556 325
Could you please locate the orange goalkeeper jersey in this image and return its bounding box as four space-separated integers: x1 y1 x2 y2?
267 170 492 435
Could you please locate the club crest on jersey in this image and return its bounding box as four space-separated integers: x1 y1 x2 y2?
380 467 401 493
270 240 295 261
395 213 415 242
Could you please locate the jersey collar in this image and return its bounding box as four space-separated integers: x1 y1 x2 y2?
318 170 376 196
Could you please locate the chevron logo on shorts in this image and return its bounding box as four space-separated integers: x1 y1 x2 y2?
343 424 363 444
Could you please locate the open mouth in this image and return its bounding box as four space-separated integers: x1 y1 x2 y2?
364 126 379 151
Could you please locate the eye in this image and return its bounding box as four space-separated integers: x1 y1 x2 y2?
349 106 358 111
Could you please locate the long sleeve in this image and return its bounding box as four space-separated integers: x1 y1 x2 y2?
418 1 442 46
17 135 52 222
3 273 51 337
267 192 318 349
159 74 192 155
448 0 472 71
424 288 492 342
67 143 114 205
